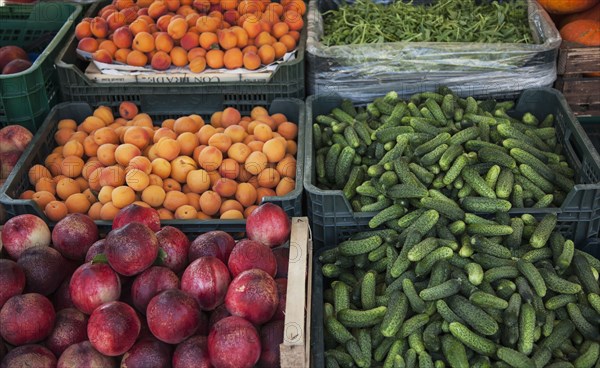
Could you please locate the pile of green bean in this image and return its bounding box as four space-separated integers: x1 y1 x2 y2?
321 0 533 46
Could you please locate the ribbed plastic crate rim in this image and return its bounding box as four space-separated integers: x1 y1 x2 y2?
0 98 305 233
303 88 600 248
0 2 83 130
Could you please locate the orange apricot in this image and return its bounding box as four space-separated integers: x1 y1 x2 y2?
205 49 224 69
155 138 181 161
235 182 257 207
163 190 188 211
66 193 91 214
56 178 81 201
28 165 52 185
32 191 56 210
61 156 85 178
170 46 189 66
45 201 69 222
115 143 142 166
141 185 166 207
197 145 223 171
199 190 221 215
111 186 136 208
244 151 268 175
151 157 172 178
223 48 243 69
171 155 198 183
207 133 232 153
163 178 182 192
125 168 150 191
262 137 286 163
98 186 115 204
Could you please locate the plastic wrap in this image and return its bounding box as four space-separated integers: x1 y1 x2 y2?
307 0 562 103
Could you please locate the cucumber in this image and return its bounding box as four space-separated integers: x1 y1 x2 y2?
448 322 497 356
461 197 512 213
478 147 517 169
343 126 360 148
497 124 538 147
403 209 440 238
529 214 557 248
383 339 405 368
415 247 453 277
539 268 582 294
333 281 351 314
439 144 464 171
440 334 468 368
400 314 430 338
414 132 451 156
484 266 520 283
342 166 365 200
557 239 575 271
420 197 465 222
503 293 521 327
380 291 408 338
443 155 469 186
516 259 547 298
369 204 405 230
572 254 600 295
465 262 484 285
496 347 535 368
461 167 497 199
408 330 425 354
519 164 554 193
484 165 501 191
335 146 356 187
574 341 599 368
337 307 387 328
449 126 481 146
403 278 427 314
418 352 434 368
419 279 462 301
470 235 512 259
510 148 555 181
325 144 342 183
409 163 435 185
469 291 509 310
567 303 600 340
388 184 429 199
346 339 368 368
338 236 383 256
589 293 600 315
420 144 449 167
541 319 575 351
518 303 536 355
448 295 499 336
361 271 376 310
407 238 439 262
495 280 517 300
326 317 355 344
467 224 514 237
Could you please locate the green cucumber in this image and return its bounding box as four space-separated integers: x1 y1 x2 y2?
419 279 462 301
369 204 405 229
539 268 582 294
516 259 547 298
518 303 536 355
448 322 497 356
461 167 497 199
574 341 599 368
484 266 520 283
567 303 600 340
361 271 376 310
335 146 356 187
338 236 383 256
415 247 453 277
572 254 600 295
496 347 535 368
448 295 499 336
326 317 354 344
325 144 342 183
478 147 517 169
380 291 408 338
469 291 509 310
337 307 387 328
400 314 430 338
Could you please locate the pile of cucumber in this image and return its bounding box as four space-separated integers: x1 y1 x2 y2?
320 212 600 368
313 88 576 216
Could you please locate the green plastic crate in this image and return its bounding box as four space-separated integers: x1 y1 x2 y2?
0 2 83 132
304 88 600 248
0 98 305 233
54 0 305 115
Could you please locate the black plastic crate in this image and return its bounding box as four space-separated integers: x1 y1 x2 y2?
579 117 600 160
304 88 600 248
54 1 306 115
309 228 600 368
0 99 305 234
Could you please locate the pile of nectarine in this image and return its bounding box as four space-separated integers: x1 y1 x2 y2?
0 46 33 75
20 101 298 222
76 0 305 71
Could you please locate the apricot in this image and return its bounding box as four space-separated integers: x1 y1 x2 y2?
162 178 180 193
216 29 237 50
151 157 172 178
286 140 297 155
97 143 117 166
207 170 222 187
253 123 272 142
129 18 149 35
219 209 242 219
171 155 198 183
196 15 220 32
148 174 164 187
111 185 136 208
242 51 261 70
169 46 189 66
87 202 103 220
82 161 104 181
196 145 223 171
55 178 80 201
275 176 294 196
157 208 173 219
219 108 240 128
91 17 109 38
166 17 187 40
141 185 166 207
99 165 126 187
187 56 205 73
163 190 188 211
107 11 127 32
195 190 220 216
151 51 172 70
99 40 118 57
60 155 84 178
32 191 56 210
205 49 224 69
219 199 243 214
66 193 92 214
237 165 253 182
132 113 153 128
78 37 99 53
119 102 139 120
207 133 232 153
114 143 142 166
87 167 103 191
75 21 93 40
176 32 198 51
279 34 296 51
153 127 177 143
221 47 242 69
257 167 280 188
43 200 68 222
148 1 169 18
256 187 275 204
99 202 119 220
222 125 246 143
127 50 148 66
226 143 251 164
123 126 151 150
262 138 286 163
173 116 199 134
244 151 267 175
212 177 238 198
176 132 199 156
257 44 275 64
210 111 223 127
155 138 181 161
272 41 287 59
196 125 217 145
133 31 155 53
98 186 115 204
243 18 262 38
251 106 269 120
93 49 113 64
187 47 206 61
276 155 296 178
216 158 238 180
27 165 52 187
155 32 175 53
235 182 257 207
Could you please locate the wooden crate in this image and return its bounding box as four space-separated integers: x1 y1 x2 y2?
281 217 313 368
555 41 600 116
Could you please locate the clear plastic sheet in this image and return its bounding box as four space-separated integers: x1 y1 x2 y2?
307 0 562 103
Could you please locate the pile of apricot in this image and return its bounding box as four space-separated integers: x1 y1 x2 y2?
75 0 305 72
21 101 298 222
